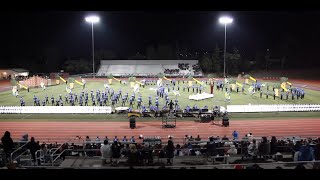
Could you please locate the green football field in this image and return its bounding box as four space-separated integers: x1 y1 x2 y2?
1 79 320 108
0 78 319 122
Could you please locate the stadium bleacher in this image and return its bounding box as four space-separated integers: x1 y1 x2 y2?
96 60 202 77
2 134 319 169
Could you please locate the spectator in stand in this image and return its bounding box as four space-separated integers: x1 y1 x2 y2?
270 136 278 155
166 139 175 165
1 131 14 164
26 137 40 164
40 143 51 163
85 136 91 149
222 135 229 141
95 136 100 142
247 133 253 141
104 136 109 141
244 139 258 160
227 145 238 155
127 144 140 166
195 135 201 141
142 143 153 165
111 141 121 166
20 134 29 146
258 137 271 159
293 140 302 159
85 136 91 142
207 137 217 158
314 138 320 161
298 143 315 161
120 144 129 157
100 140 112 165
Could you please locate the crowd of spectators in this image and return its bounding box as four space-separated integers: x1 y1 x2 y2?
192 64 202 75
1 131 320 169
178 63 189 70
164 69 180 74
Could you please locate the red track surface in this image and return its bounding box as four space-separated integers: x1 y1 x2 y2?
1 119 319 144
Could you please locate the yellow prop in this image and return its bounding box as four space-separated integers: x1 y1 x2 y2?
59 76 66 83
192 78 204 85
249 76 256 82
113 77 121 82
17 82 28 90
70 83 74 89
163 76 171 81
281 83 288 92
236 82 243 87
75 80 84 86
130 82 135 88
135 81 143 85
287 82 292 85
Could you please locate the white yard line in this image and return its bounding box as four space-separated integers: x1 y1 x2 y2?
22 114 32 120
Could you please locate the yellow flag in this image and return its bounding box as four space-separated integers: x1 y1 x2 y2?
135 81 143 85
59 76 66 82
192 78 203 85
249 76 256 81
113 77 121 82
281 84 288 92
236 82 243 87
17 83 28 89
75 80 84 86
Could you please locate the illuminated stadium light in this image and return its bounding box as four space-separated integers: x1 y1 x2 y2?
219 17 233 24
85 15 100 23
85 15 100 76
219 16 233 78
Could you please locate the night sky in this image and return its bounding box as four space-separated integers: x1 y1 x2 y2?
1 11 320 70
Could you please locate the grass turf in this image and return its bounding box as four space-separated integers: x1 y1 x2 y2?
2 79 319 108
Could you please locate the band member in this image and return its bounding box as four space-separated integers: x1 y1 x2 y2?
148 96 152 107
20 97 25 106
45 95 49 104
75 94 78 102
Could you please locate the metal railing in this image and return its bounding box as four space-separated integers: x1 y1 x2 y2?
50 139 73 166
18 155 320 169
10 142 30 164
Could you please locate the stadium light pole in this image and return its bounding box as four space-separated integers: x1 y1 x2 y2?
219 16 233 78
85 15 100 77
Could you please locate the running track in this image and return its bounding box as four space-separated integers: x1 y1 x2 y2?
1 119 319 144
